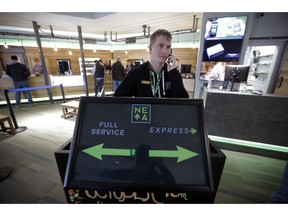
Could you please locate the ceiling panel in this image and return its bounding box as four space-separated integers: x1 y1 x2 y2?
0 12 203 37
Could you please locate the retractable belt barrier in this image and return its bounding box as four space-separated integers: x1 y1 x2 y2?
1 84 65 133
8 84 65 96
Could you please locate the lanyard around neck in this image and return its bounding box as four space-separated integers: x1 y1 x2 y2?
150 70 162 97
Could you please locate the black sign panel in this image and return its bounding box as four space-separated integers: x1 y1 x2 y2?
64 97 214 194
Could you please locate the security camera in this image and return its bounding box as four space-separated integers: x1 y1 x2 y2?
258 13 265 18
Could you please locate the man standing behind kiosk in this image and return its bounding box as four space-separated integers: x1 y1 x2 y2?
111 57 126 92
92 59 105 96
6 55 34 107
114 29 188 98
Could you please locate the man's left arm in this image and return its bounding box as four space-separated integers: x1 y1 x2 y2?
167 69 189 98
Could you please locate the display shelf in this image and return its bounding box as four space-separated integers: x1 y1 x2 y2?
255 71 269 74
248 50 274 84
78 57 100 73
258 54 273 57
257 61 271 65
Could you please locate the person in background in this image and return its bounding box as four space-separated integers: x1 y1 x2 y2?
33 57 42 76
92 59 97 75
6 55 34 107
92 59 105 96
125 59 133 74
111 57 126 92
113 29 188 98
99 59 106 72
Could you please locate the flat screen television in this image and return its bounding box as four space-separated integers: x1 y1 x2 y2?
202 15 248 62
224 65 250 82
57 59 71 75
180 64 192 74
64 97 214 195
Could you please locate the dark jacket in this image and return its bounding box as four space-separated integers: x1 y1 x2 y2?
113 61 189 98
6 62 30 82
112 61 125 81
95 62 105 78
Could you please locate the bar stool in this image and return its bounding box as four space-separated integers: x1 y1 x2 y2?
0 113 16 135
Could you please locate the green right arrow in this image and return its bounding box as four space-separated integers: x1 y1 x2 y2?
149 145 198 163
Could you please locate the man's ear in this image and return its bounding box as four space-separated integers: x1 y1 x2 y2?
148 46 152 54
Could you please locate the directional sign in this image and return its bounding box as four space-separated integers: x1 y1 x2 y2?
82 143 198 163
148 145 198 163
65 97 214 194
82 143 135 160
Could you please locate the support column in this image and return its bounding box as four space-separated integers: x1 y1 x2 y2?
78 26 89 96
32 21 53 103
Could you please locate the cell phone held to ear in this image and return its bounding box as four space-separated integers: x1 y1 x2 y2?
167 49 173 65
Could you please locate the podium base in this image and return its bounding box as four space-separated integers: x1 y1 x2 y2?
15 126 27 133
0 166 12 182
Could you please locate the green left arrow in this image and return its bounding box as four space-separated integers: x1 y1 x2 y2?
149 145 198 163
82 143 133 160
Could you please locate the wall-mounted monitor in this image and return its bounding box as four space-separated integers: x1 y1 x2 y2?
224 65 250 83
180 64 192 74
202 16 248 62
57 59 71 75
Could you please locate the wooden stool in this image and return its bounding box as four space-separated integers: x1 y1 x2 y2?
0 114 16 135
61 100 79 119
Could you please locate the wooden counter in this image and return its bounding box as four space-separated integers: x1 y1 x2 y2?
48 74 112 97
0 74 113 103
0 77 14 102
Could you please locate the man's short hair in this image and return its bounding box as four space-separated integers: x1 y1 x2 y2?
11 55 18 61
149 29 172 49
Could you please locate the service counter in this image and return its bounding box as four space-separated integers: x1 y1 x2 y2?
0 77 14 102
0 74 113 104
203 87 288 158
50 73 113 97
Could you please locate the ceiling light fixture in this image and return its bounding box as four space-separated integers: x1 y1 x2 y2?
93 40 97 53
68 40 73 55
17 35 22 46
2 34 8 48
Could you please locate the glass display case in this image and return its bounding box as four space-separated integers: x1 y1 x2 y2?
244 45 278 93
78 57 100 74
246 46 276 84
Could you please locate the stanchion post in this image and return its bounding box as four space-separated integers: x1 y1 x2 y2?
3 89 18 128
60 84 66 102
2 89 27 133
